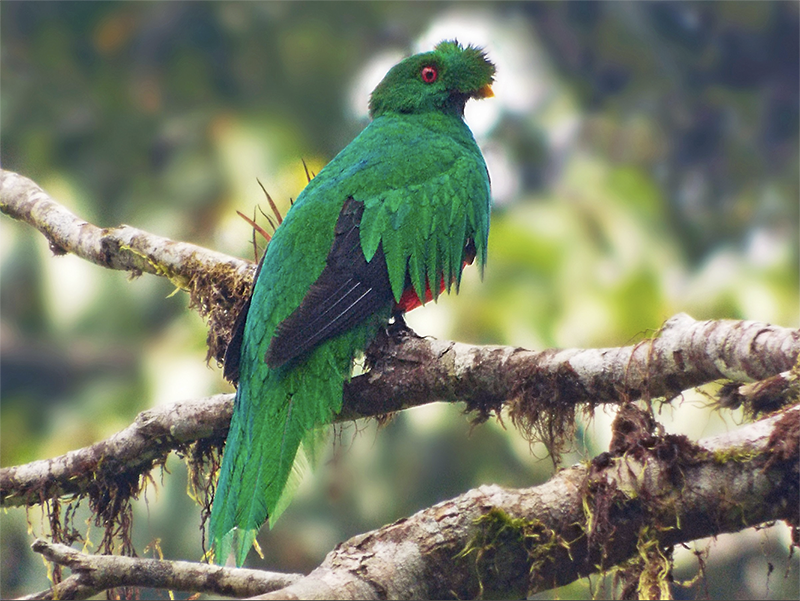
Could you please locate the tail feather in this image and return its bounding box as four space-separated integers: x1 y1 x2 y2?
209 343 351 565
209 308 390 566
209 375 312 565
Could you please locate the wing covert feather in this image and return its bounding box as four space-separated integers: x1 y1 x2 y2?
265 197 393 368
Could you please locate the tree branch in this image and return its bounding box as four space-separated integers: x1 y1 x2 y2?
0 169 252 283
28 405 799 600
343 314 799 420
23 539 301 600
3 314 797 509
0 395 233 508
0 168 255 363
258 404 800 600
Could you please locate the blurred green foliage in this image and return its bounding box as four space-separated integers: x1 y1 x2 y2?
1 2 797 599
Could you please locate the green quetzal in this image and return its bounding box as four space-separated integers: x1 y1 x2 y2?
209 40 495 566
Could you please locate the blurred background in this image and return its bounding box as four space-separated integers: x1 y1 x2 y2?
1 2 797 598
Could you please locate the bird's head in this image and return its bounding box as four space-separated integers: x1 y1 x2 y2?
369 40 495 118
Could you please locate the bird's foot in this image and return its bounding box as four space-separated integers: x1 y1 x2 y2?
364 313 419 370
387 312 417 340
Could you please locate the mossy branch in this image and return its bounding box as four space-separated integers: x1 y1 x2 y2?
3 323 798 509
0 170 253 281
28 406 799 600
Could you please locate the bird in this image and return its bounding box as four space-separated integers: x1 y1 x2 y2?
209 40 495 566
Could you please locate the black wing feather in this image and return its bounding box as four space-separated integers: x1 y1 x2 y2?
223 250 269 383
265 197 393 369
222 296 249 383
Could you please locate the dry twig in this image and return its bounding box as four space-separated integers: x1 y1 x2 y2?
24 539 301 600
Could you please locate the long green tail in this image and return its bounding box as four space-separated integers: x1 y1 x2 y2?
208 312 387 566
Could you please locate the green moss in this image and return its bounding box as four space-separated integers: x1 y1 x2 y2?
710 446 759 465
458 507 571 598
614 525 673 600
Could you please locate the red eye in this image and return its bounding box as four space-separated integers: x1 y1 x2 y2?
421 65 437 83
